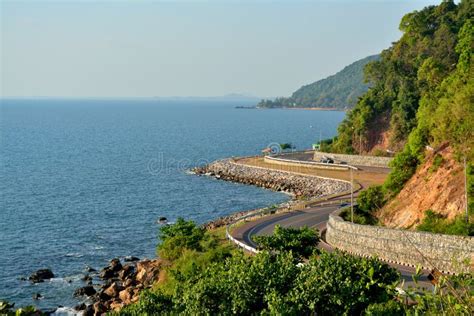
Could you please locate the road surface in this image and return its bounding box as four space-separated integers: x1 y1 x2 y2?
231 198 433 289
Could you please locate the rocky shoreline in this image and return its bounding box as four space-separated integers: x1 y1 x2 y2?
192 159 350 199
71 257 163 315
24 158 350 315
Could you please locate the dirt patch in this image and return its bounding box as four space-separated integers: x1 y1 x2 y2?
378 146 466 229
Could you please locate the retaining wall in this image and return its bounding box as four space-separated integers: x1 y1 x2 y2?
326 212 474 274
264 155 350 170
313 151 392 168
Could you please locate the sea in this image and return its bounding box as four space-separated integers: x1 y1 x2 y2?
0 98 345 311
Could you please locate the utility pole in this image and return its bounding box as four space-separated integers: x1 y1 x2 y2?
464 156 469 223
350 167 354 223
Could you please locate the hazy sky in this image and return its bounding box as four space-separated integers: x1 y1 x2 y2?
1 0 440 98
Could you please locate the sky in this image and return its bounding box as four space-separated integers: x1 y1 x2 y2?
1 0 441 98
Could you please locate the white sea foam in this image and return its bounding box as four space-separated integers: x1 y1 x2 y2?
64 253 84 258
53 306 81 315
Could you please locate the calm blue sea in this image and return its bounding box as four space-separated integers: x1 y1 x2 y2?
0 99 345 310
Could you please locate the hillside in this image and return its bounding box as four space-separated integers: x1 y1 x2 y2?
257 55 379 110
378 145 466 229
327 0 473 231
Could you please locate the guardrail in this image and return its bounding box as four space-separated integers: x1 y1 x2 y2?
225 198 352 254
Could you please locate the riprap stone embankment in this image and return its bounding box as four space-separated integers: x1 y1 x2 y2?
193 159 350 199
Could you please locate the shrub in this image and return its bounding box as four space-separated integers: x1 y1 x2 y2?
357 185 385 213
273 251 400 315
384 146 419 196
365 300 404 315
157 218 205 260
429 153 444 173
340 206 378 225
417 210 473 236
253 225 320 258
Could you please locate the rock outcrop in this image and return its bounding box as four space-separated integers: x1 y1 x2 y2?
29 269 54 283
75 257 164 315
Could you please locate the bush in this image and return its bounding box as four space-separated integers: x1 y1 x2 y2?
357 185 385 213
384 146 419 196
157 218 205 260
272 251 400 315
340 206 378 225
403 272 474 315
253 225 320 258
417 210 473 236
365 300 404 315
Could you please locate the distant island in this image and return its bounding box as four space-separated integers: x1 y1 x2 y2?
257 54 379 110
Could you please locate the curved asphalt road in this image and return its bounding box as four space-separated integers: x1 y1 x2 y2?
231 191 433 289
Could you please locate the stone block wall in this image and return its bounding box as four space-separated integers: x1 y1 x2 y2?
313 151 392 168
326 212 474 274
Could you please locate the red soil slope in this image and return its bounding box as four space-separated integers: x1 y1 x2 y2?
378 146 466 229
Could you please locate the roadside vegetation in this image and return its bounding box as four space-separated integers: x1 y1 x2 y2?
3 219 472 314
253 225 319 258
417 211 474 236
114 219 473 315
340 185 383 225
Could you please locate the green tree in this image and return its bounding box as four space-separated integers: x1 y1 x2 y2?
157 218 205 260
357 185 385 213
253 225 320 258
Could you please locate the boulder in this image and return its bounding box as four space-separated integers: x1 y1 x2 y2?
136 259 162 286
119 288 134 305
93 302 107 315
123 278 136 288
109 258 122 272
74 285 96 297
99 267 115 280
29 269 54 283
103 281 123 298
32 293 43 300
84 304 94 316
109 301 124 312
118 264 135 280
74 303 86 311
85 266 97 273
124 256 140 262
94 290 111 302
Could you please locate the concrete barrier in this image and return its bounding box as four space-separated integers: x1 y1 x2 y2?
326 211 474 274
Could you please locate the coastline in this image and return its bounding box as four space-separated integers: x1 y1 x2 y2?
256 106 344 111
45 156 351 315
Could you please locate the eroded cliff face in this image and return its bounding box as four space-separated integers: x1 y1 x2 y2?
378 146 466 229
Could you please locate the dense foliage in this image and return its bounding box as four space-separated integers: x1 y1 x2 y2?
157 217 206 260
253 225 319 258
120 250 399 315
118 218 473 315
417 210 474 236
357 185 385 213
257 55 379 110
331 0 473 158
